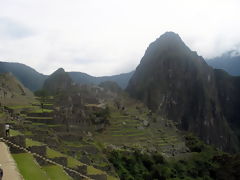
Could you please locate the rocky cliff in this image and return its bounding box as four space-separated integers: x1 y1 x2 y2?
127 32 239 152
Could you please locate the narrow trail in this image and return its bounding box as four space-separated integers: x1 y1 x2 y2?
0 142 23 180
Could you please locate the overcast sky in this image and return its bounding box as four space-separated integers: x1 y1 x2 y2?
0 0 240 76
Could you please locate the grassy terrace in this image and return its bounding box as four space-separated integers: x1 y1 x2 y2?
12 153 49 180
0 112 5 117
7 105 35 109
10 129 23 136
29 109 53 113
43 165 72 180
10 130 117 179
47 148 84 168
26 116 53 119
26 138 44 147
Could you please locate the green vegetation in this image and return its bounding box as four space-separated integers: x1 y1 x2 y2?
87 166 105 175
67 156 83 168
30 109 53 113
27 116 53 119
106 135 240 180
26 138 44 147
12 153 49 180
43 165 72 180
10 129 23 136
46 148 83 168
47 148 65 158
7 105 34 109
0 112 5 117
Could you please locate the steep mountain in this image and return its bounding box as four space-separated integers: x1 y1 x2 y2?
214 69 240 141
68 71 134 89
0 72 36 106
127 32 239 152
207 51 240 76
42 68 73 95
0 61 47 91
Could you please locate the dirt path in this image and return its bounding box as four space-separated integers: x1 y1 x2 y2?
0 142 23 180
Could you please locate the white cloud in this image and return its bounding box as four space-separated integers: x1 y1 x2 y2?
0 0 240 75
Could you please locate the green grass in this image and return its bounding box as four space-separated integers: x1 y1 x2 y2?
46 148 83 168
10 129 23 136
67 156 83 168
30 109 53 113
12 153 49 180
44 103 53 106
0 112 5 117
43 165 72 180
32 123 46 126
63 141 85 147
7 105 34 109
26 138 44 147
47 148 64 158
27 116 53 120
87 166 105 175
23 131 33 136
47 124 63 127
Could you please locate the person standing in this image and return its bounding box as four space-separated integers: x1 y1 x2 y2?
5 124 10 137
0 164 3 180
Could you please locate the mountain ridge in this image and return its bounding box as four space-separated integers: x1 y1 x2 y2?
0 61 133 91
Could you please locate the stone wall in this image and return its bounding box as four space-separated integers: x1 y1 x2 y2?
0 123 6 137
7 135 26 153
28 145 48 166
89 174 107 180
50 157 67 167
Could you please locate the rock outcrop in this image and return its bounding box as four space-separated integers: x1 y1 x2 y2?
0 72 35 106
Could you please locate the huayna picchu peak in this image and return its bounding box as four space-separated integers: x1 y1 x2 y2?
127 32 240 152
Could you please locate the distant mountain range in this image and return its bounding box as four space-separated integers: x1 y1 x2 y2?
68 71 134 90
0 62 47 91
207 50 240 76
0 61 133 91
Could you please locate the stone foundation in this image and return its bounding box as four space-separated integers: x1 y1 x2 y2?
50 157 67 167
89 174 107 180
7 135 26 153
0 123 6 137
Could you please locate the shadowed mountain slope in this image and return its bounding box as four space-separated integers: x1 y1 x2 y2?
127 32 240 152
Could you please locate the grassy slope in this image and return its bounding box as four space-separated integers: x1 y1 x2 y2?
12 153 49 180
43 165 73 180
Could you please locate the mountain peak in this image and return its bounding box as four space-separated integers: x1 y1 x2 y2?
53 68 65 74
127 32 239 152
158 31 181 40
143 32 190 59
43 68 72 94
155 31 184 45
